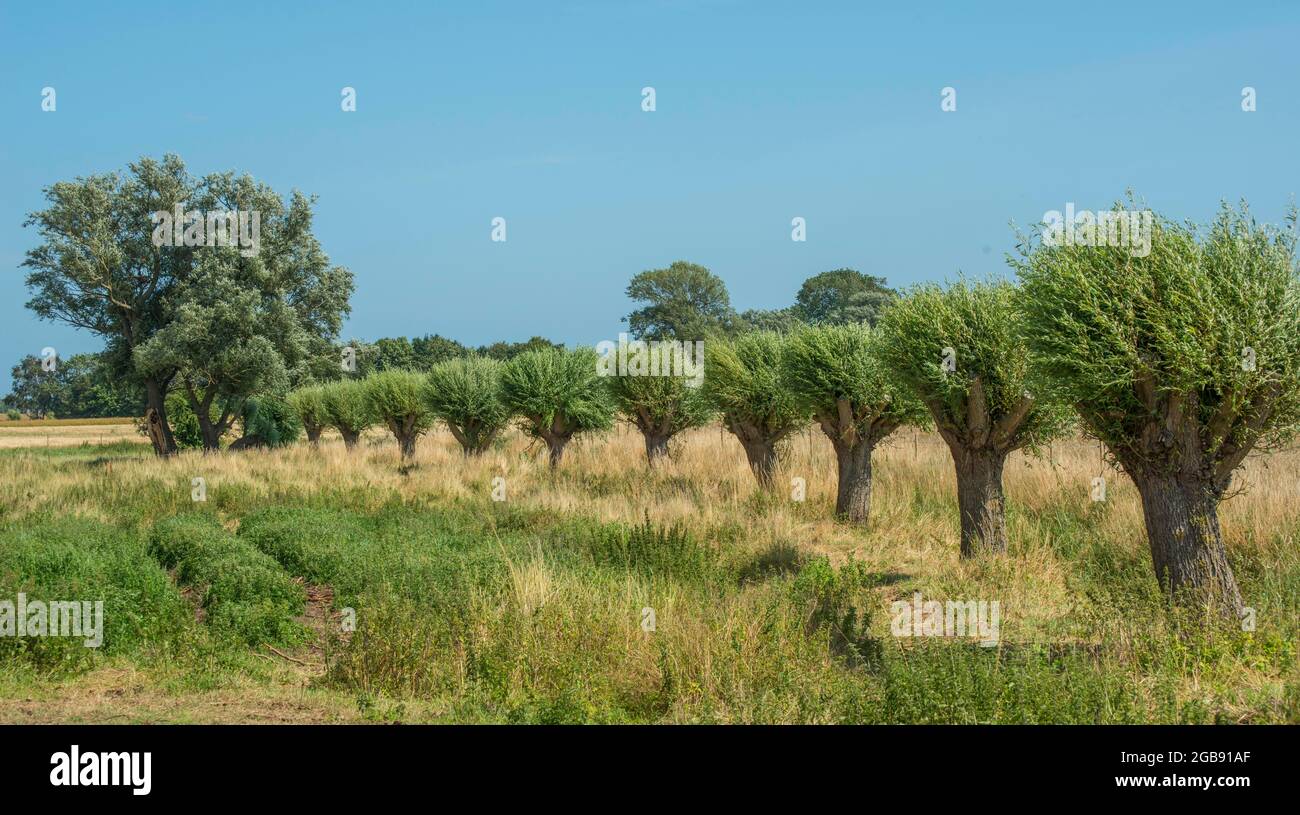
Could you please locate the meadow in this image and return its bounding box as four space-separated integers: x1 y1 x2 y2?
0 421 1297 724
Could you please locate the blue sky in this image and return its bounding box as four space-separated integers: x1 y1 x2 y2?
3 0 1299 394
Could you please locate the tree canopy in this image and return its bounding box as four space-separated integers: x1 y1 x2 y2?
625 261 736 340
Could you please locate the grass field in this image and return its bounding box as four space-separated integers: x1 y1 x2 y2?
0 423 1296 723
0 418 145 449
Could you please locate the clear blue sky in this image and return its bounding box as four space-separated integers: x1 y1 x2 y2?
3 0 1299 394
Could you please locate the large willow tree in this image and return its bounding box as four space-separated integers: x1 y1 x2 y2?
1017 202 1300 618
878 280 1068 556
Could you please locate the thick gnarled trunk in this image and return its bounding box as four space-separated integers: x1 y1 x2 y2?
198 416 225 453
1133 473 1243 619
644 432 671 465
834 440 873 523
385 416 422 462
954 448 1008 557
543 434 570 468
739 439 778 489
448 423 497 457
339 428 360 450
144 378 177 456
724 414 783 490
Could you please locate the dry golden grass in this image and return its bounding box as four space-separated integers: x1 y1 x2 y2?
5 421 1296 643
2 421 1297 723
0 420 146 448
0 416 136 427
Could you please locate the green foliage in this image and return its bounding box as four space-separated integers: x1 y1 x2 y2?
738 307 805 334
22 154 198 391
790 557 878 664
501 347 616 440
148 514 305 646
23 154 353 452
320 378 375 437
0 518 192 671
364 370 433 431
425 357 509 455
606 372 714 441
476 336 563 361
364 370 434 458
285 385 330 439
782 322 927 441
4 409 19 421
164 390 204 450
3 352 141 419
414 334 470 366
876 278 1069 451
794 269 897 326
625 261 737 340
2 355 64 418
704 331 806 440
241 395 302 448
1016 201 1300 480
580 515 720 581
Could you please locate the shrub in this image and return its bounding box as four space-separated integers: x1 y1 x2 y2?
148 513 305 645
425 357 509 456
0 518 191 670
501 346 615 467
240 394 301 448
164 390 204 450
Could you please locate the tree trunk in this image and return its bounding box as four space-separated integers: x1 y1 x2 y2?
306 426 322 445
340 428 360 450
834 440 873 524
644 432 670 465
545 436 567 468
144 378 177 456
954 447 1008 557
198 417 223 453
398 433 417 462
1133 473 1244 619
740 439 779 489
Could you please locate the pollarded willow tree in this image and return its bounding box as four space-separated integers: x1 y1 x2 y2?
320 378 374 450
501 346 615 467
286 384 329 444
425 356 509 456
783 323 927 523
607 373 714 465
365 370 434 462
1016 202 1300 618
877 280 1069 557
705 331 808 489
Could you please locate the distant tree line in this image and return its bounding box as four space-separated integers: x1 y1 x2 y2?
2 353 141 419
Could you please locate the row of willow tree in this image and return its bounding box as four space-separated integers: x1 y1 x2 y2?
285 201 1300 625
19 155 1298 622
